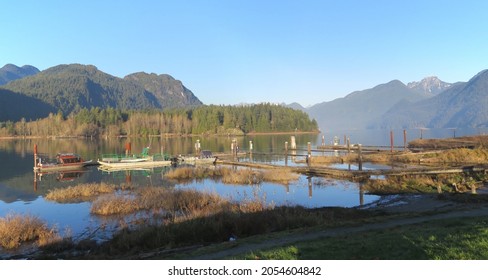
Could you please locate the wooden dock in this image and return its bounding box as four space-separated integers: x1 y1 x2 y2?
215 159 488 181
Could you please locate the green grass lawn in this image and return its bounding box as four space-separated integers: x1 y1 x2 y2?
237 216 488 260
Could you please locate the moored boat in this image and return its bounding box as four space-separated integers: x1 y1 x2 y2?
34 153 93 172
97 147 173 170
177 150 217 165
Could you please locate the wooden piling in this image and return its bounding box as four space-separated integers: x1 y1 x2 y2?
290 136 296 149
285 141 289 166
34 144 38 168
307 142 311 166
357 144 363 171
308 177 312 198
403 129 407 151
390 130 394 152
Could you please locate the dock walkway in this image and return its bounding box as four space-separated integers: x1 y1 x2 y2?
215 159 488 181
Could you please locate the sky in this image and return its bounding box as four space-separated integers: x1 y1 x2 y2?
1 0 488 106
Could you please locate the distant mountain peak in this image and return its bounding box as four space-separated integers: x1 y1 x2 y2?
407 76 451 96
0 63 40 85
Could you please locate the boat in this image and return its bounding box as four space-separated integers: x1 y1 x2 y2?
34 153 93 172
97 147 173 170
176 150 217 165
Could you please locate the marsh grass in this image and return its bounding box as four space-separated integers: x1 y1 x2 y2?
166 166 299 185
262 169 300 183
90 187 232 219
95 205 369 258
45 183 121 202
91 194 139 215
0 213 61 250
311 147 488 166
363 172 484 194
63 182 369 258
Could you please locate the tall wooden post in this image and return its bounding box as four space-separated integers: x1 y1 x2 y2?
307 142 311 166
403 129 407 151
290 136 296 149
359 183 364 206
358 144 363 171
308 176 313 198
33 144 38 168
249 140 253 161
390 130 394 153
285 141 288 166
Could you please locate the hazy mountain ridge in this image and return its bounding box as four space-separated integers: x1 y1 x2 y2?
306 79 428 130
378 70 488 129
0 64 40 85
302 72 488 130
0 64 202 121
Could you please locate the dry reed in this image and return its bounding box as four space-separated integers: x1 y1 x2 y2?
90 194 139 215
261 169 300 183
166 166 299 185
45 183 119 202
90 187 232 219
0 213 61 250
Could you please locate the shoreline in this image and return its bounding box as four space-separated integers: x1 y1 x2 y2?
0 130 321 140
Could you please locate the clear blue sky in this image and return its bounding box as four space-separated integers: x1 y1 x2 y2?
1 0 488 106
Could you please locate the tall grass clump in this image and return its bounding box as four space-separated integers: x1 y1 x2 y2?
45 183 119 202
0 213 61 250
362 172 486 194
90 194 139 215
166 166 299 185
261 169 300 183
220 168 262 184
90 187 231 219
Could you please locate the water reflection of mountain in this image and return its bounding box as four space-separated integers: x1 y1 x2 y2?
0 182 38 203
0 150 33 181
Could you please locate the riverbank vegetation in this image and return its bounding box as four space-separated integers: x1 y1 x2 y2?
0 213 62 250
0 104 318 138
1 185 369 258
45 183 121 202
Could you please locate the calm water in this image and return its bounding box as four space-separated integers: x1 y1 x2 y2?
0 128 484 241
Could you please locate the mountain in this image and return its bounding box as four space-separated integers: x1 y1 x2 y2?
124 72 201 108
0 64 40 85
1 64 202 120
307 80 428 131
0 88 55 121
407 76 452 96
284 102 306 111
377 70 488 128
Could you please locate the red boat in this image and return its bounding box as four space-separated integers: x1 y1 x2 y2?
34 153 92 172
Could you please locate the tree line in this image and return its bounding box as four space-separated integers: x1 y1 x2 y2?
0 104 318 137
